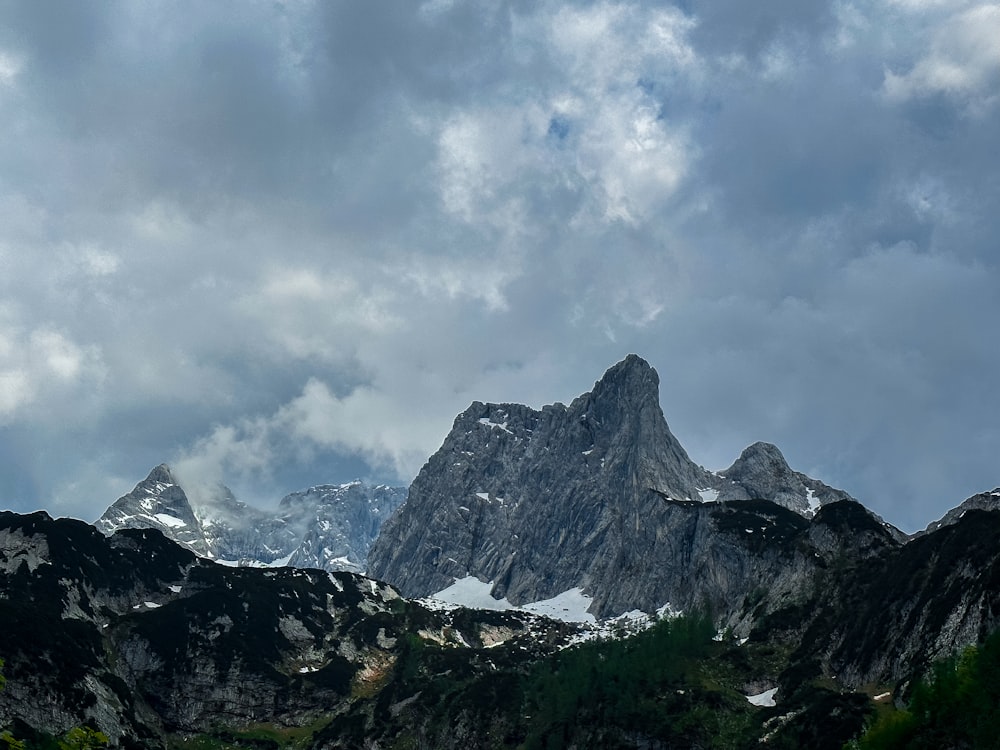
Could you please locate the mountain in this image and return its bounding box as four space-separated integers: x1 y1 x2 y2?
368 354 893 623
96 466 405 572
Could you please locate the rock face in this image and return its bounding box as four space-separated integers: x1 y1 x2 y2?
96 467 405 572
368 354 885 621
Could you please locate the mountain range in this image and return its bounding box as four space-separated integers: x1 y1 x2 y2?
95 467 405 574
2 353 1000 749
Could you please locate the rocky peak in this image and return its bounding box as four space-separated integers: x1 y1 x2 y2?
723 442 794 489
368 355 721 615
718 441 854 516
578 353 660 413
95 464 204 553
566 354 706 501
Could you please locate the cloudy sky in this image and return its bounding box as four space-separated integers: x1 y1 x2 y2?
1 0 997 533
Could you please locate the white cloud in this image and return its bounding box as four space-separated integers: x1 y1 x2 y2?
31 329 86 380
0 370 31 419
238 267 401 362
279 378 443 480
172 372 456 495
0 322 104 423
432 3 698 229
397 253 519 312
173 417 277 506
883 3 1000 106
0 51 21 87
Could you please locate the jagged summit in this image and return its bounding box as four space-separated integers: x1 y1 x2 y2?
567 354 707 502
580 353 660 406
95 463 205 553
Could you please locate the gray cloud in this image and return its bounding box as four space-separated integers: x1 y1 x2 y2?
0 0 997 533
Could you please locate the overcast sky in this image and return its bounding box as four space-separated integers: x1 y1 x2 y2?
1 0 998 533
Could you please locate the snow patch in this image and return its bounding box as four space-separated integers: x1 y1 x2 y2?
747 687 778 707
656 602 681 619
805 489 821 517
522 588 597 624
168 585 183 593
429 576 514 612
143 601 161 609
478 417 513 434
267 552 294 567
475 492 489 501
698 488 719 503
428 578 596 624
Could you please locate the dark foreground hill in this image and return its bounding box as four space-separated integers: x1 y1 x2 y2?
3 498 1000 748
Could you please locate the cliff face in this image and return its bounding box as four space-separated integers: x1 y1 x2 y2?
368 355 890 622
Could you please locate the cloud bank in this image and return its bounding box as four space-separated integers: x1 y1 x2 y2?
1 0 998 532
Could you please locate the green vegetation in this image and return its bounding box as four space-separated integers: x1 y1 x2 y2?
167 720 331 750
1 657 23 750
57 727 109 750
330 612 770 749
519 613 753 748
851 628 1000 749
